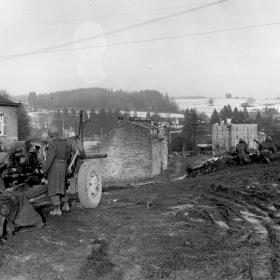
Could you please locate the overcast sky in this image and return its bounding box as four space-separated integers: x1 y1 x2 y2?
0 0 280 98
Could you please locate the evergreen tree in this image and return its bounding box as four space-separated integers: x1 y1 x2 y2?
183 108 200 151
220 105 232 123
255 110 262 124
243 107 250 123
210 109 220 124
238 110 245 123
231 107 240 123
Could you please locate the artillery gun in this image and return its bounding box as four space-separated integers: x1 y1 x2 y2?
0 110 107 209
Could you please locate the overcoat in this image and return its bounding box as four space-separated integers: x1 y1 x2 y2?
42 137 70 196
236 142 249 160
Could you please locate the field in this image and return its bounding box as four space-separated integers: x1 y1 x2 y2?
1 158 280 279
175 97 280 116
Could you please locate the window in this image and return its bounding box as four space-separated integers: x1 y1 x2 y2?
0 114 7 136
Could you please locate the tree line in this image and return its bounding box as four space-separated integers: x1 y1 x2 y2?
51 108 121 138
28 88 178 113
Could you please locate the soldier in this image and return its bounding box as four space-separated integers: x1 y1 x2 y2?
236 138 250 164
259 136 277 163
42 125 71 216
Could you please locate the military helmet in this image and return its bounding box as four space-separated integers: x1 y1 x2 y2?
239 138 245 143
266 135 272 142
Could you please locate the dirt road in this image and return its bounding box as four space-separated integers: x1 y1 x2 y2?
1 159 280 279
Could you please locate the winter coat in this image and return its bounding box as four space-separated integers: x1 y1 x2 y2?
236 142 249 160
259 140 277 156
42 137 70 196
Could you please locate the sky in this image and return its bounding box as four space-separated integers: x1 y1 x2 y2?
0 0 280 98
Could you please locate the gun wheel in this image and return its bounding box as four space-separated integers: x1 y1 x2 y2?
77 161 102 208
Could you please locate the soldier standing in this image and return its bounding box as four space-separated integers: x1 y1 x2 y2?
236 138 250 164
259 136 277 163
42 125 71 216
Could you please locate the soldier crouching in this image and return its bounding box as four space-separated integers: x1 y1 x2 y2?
42 125 71 216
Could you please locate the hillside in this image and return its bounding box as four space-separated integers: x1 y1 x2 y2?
2 158 280 279
28 88 178 112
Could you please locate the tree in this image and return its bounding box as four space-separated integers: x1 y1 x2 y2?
220 105 232 123
210 109 220 125
0 89 11 100
255 110 262 124
231 107 240 123
17 104 31 140
28 92 38 111
183 108 199 150
243 107 250 123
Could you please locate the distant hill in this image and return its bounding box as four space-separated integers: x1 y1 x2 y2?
173 95 207 99
27 87 178 112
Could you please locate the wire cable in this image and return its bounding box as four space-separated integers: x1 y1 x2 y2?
0 19 279 62
0 0 208 29
0 0 229 61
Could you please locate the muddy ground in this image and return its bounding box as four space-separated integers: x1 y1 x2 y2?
2 158 280 279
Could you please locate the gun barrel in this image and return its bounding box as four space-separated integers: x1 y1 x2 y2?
85 153 107 159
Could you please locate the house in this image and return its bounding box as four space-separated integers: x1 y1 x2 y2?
0 96 19 145
95 120 168 183
212 123 259 154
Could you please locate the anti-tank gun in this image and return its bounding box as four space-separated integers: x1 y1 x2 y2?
0 110 107 208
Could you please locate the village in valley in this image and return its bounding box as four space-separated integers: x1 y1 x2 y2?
0 90 280 279
2 0 280 279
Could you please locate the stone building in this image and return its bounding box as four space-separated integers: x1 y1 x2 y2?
212 123 258 154
0 96 19 145
95 120 168 183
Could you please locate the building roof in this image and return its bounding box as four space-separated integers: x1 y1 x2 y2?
101 120 165 143
0 95 19 107
128 120 160 131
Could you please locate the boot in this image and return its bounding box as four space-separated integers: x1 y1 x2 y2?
61 201 70 212
50 206 62 216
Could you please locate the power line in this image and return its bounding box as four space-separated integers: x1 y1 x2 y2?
0 0 228 61
1 20 280 62
0 0 208 29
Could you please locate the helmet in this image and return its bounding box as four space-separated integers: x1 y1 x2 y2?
239 138 245 143
266 136 272 142
24 139 32 149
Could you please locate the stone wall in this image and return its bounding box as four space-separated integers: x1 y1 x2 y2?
94 122 168 183
212 124 230 153
212 123 258 154
230 124 258 151
151 138 168 176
